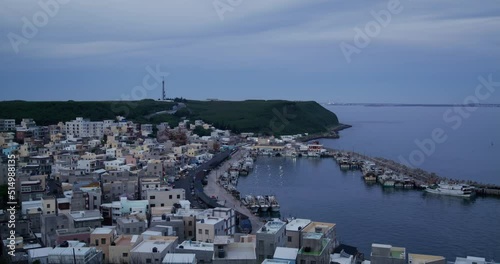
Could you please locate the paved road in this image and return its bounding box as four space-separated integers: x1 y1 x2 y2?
203 149 264 234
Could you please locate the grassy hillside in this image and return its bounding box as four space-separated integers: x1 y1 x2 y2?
0 99 339 135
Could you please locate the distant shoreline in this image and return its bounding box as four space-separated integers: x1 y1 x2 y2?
324 103 500 108
298 123 352 142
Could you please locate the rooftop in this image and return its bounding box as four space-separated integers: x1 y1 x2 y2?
49 247 94 257
222 243 256 260
177 240 214 251
162 253 196 263
286 218 311 231
331 253 354 264
302 221 336 233
258 220 286 234
131 240 174 253
28 247 53 259
69 210 103 221
274 247 299 260
263 260 291 264
455 256 487 264
113 235 139 247
408 253 446 264
303 232 323 240
92 227 114 235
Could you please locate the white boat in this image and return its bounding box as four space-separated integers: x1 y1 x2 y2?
245 195 260 213
256 195 270 212
425 183 475 197
265 195 280 212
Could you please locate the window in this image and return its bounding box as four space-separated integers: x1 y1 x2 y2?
123 253 128 257
300 260 305 264
47 204 50 208
161 203 164 207
198 229 202 234
177 194 180 199
270 243 274 248
150 196 155 200
205 230 209 235
288 236 292 242
146 259 152 263
95 239 99 246
169 195 172 199
267 255 273 259
188 221 192 226
101 238 106 245
189 231 193 236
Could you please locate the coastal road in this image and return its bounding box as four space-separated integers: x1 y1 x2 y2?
203 149 264 234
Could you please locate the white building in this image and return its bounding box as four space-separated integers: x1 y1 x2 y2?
65 117 104 138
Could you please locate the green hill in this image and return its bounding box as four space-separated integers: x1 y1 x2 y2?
0 99 339 135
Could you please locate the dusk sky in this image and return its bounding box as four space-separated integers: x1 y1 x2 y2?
1 0 499 103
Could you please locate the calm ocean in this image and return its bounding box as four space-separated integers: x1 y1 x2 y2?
237 106 500 261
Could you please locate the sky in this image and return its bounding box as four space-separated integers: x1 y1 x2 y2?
1 0 499 104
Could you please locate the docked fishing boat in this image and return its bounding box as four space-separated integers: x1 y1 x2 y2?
265 195 280 212
245 195 260 214
425 183 475 197
256 195 270 212
364 172 377 182
340 157 350 170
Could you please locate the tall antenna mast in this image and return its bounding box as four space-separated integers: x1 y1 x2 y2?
162 77 167 101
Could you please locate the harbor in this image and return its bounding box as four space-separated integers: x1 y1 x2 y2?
245 138 500 198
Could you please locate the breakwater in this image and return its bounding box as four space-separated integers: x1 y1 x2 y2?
323 147 500 197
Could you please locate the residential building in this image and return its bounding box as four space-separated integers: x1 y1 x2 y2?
213 235 257 264
286 218 311 249
302 221 337 253
90 227 116 263
297 232 331 264
274 247 299 264
116 214 148 235
147 188 186 209
176 240 214 263
256 220 287 263
0 119 16 131
196 217 225 243
48 246 103 264
65 117 104 138
68 210 103 229
109 235 141 264
370 244 406 264
129 236 178 264
40 214 70 247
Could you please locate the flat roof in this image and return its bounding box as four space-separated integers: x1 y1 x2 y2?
303 221 336 233
263 260 291 264
331 253 354 264
274 247 299 260
455 256 487 264
286 219 311 231
28 247 53 258
92 228 113 235
408 253 445 264
303 232 323 240
178 240 214 251
199 217 223 225
131 240 173 253
224 243 256 260
162 253 196 263
258 220 286 234
49 247 93 256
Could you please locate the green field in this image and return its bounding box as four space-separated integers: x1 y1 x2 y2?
0 99 339 135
